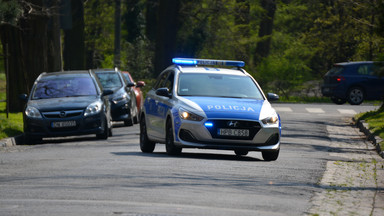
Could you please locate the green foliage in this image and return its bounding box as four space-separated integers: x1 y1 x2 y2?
0 1 21 26
356 107 384 150
0 102 23 139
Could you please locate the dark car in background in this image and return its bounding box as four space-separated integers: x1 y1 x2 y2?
20 70 113 144
122 71 146 119
92 68 138 126
322 61 384 105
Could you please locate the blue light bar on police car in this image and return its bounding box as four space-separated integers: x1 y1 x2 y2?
172 58 245 67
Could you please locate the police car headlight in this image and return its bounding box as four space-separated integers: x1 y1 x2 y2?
261 113 279 125
84 101 103 116
179 108 204 121
25 106 42 118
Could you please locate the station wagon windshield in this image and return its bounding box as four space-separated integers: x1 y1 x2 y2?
32 77 97 99
177 73 263 99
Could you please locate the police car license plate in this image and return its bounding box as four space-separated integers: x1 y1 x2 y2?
219 129 249 137
51 121 76 128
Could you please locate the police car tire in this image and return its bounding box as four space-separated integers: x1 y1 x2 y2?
262 150 279 161
140 117 155 153
165 120 182 155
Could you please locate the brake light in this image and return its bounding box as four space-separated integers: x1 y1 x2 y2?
336 76 345 82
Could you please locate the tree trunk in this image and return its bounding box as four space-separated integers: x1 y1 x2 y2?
254 0 276 65
154 0 180 76
63 0 85 70
0 0 62 112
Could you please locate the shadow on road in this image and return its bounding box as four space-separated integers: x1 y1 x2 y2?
111 151 264 162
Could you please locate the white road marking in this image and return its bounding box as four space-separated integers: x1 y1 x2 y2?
305 108 325 113
274 107 293 112
337 109 357 115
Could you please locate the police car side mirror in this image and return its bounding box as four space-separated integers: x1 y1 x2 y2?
267 93 279 101
156 87 171 98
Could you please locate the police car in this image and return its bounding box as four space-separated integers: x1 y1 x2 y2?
140 58 281 161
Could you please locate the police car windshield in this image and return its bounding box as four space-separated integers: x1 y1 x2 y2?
177 73 263 99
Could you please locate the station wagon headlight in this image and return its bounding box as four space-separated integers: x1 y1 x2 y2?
261 113 279 125
179 108 203 121
84 101 103 116
25 106 42 118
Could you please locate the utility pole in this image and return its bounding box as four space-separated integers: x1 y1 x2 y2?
114 0 121 68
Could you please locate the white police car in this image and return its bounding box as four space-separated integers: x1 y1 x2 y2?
140 58 281 161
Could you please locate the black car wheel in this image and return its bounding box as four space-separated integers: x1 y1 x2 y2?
347 87 364 105
108 117 113 137
165 119 182 155
124 110 134 126
262 150 279 161
234 150 248 156
140 116 155 153
331 97 346 105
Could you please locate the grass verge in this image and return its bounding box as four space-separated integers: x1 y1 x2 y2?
355 105 384 151
0 102 23 140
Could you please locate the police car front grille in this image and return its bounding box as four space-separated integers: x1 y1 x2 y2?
206 120 261 140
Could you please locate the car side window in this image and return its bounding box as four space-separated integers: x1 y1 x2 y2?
153 72 169 89
164 72 174 93
357 64 372 76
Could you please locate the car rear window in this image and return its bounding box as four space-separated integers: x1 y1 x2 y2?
32 76 97 99
325 66 344 76
95 72 123 89
177 73 264 99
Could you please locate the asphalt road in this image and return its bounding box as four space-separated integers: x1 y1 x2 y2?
0 103 380 216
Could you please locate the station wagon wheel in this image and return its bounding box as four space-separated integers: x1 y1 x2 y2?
140 116 155 153
165 119 182 155
96 118 109 139
347 87 364 105
331 97 346 105
262 150 279 161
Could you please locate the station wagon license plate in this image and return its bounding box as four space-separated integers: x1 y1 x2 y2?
51 121 76 128
218 128 249 137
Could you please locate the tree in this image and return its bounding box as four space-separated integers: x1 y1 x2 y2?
63 0 85 70
154 0 180 75
0 0 61 112
254 0 276 65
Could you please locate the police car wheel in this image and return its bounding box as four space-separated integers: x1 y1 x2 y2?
140 117 155 153
262 150 279 161
234 150 248 156
165 119 182 155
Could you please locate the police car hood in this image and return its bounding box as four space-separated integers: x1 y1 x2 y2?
180 97 275 120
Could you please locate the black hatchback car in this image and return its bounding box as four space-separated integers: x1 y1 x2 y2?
322 61 384 105
92 68 138 126
20 70 113 144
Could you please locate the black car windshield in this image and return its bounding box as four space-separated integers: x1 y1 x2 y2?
95 72 123 89
32 76 97 99
177 73 264 99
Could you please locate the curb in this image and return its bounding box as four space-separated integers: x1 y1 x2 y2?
353 117 384 158
0 134 24 147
